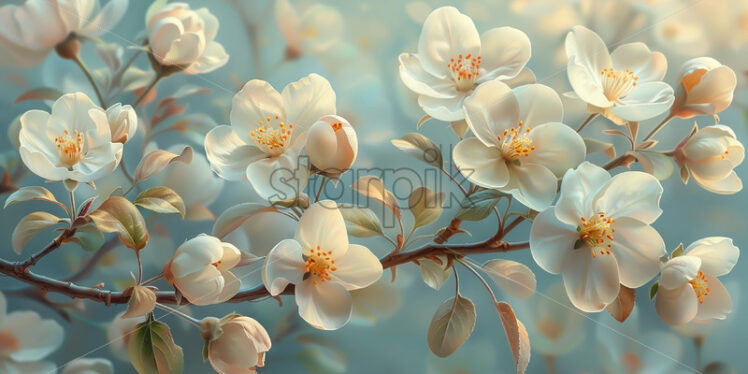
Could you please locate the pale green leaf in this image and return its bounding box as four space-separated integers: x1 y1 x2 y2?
212 203 278 239
455 190 505 221
339 205 383 237
129 314 183 374
134 187 186 218
407 186 445 229
4 186 68 214
12 212 63 254
89 196 149 251
427 294 476 357
391 132 443 169
482 259 536 299
418 257 451 290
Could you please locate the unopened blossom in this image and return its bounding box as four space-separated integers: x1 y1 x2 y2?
399 6 532 122
160 145 224 221
0 0 128 67
62 358 114 374
674 125 744 194
453 81 585 210
164 234 242 306
18 92 123 182
146 2 229 74
275 0 343 59
105 103 137 144
263 200 383 330
205 74 334 200
566 25 674 125
106 311 145 361
306 115 358 174
670 57 737 120
656 237 739 325
0 292 64 374
530 162 666 312
200 315 271 374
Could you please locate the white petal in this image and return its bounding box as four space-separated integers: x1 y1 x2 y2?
513 84 563 128
204 125 264 181
609 218 666 288
555 162 610 226
417 6 480 77
561 247 620 312
686 66 736 113
659 256 701 290
462 80 519 147
5 311 63 361
529 209 578 274
183 41 229 74
246 151 307 201
398 53 456 99
296 200 348 257
526 122 586 177
282 73 336 132
2 361 57 374
684 237 739 277
610 43 667 82
453 138 509 188
80 0 128 37
174 267 223 305
419 93 469 122
695 275 731 320
691 170 742 195
656 283 699 325
478 27 531 82
611 81 675 122
565 26 612 108
502 163 558 211
295 280 352 330
330 244 383 290
231 80 285 138
592 171 663 224
215 271 241 303
263 239 305 295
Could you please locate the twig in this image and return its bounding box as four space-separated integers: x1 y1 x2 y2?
576 113 598 132
642 114 676 142
73 55 107 109
133 74 163 108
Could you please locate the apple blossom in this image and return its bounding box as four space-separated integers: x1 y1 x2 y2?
200 314 271 374
62 358 114 374
0 291 64 374
530 162 667 312
18 92 123 183
0 0 128 67
275 0 343 59
565 25 674 124
164 234 242 306
399 6 532 122
306 115 358 175
105 103 137 144
263 200 383 330
159 145 224 221
146 2 229 75
205 74 334 200
655 237 739 326
674 125 744 194
671 57 737 119
453 81 586 210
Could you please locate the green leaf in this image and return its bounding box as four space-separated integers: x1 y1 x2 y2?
212 203 278 239
134 187 186 218
339 205 383 237
418 257 451 290
407 186 445 229
128 314 184 374
133 147 193 185
12 212 64 254
390 132 443 169
649 282 659 300
671 243 684 258
482 259 536 299
455 190 505 221
427 294 476 357
350 176 401 220
67 224 105 252
4 186 69 214
14 87 63 104
89 196 149 251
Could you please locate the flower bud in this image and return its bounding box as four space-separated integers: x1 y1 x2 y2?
106 103 137 144
674 125 744 194
202 315 271 374
55 34 81 60
671 57 737 119
306 115 358 174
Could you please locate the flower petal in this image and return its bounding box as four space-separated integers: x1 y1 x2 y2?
611 81 674 122
417 6 480 78
684 237 739 277
526 122 585 177
555 162 610 226
453 138 509 188
686 66 736 113
331 244 383 290
609 217 666 288
398 53 456 99
263 239 305 295
478 27 531 82
246 151 308 201
691 170 743 194
592 171 663 224
295 280 352 330
695 275 731 320
183 41 229 74
530 209 578 274
565 26 612 109
4 311 63 361
282 73 336 133
610 42 667 82
503 163 558 211
231 80 285 138
656 283 699 325
204 125 264 181
419 93 470 122
561 247 620 312
660 255 701 290
295 200 348 257
462 80 519 147
513 84 563 128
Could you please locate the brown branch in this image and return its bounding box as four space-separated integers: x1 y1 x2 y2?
18 229 76 271
603 153 637 171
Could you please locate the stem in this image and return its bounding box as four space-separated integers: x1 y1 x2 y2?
502 216 525 237
119 158 135 185
135 251 143 285
602 153 637 170
69 190 77 221
642 114 675 142
133 74 164 109
314 176 327 202
155 303 200 326
441 167 469 196
576 113 598 132
141 273 164 286
457 259 498 304
73 55 107 109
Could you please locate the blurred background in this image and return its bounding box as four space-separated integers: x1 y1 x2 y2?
1 0 747 372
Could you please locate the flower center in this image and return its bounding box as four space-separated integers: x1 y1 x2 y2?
577 212 615 258
448 53 481 91
330 121 343 131
0 331 20 355
689 270 710 304
249 115 294 157
497 121 535 161
55 129 84 168
303 245 337 284
600 68 638 101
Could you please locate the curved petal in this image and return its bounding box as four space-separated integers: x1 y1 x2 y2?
175 266 223 305
419 93 469 122
398 53 456 99
230 80 285 137
416 6 480 78
656 283 699 325
555 162 610 226
513 84 563 128
204 125 264 181
530 209 578 274
295 280 352 330
686 66 736 113
462 80 519 147
4 311 63 361
502 163 558 211
19 147 71 181
526 122 586 177
611 81 675 122
659 255 701 290
214 271 241 303
684 237 739 277
263 239 305 295
184 41 229 74
561 247 620 312
609 218 666 288
282 73 336 132
478 27 531 82
80 0 128 37
565 26 612 108
246 151 308 201
691 170 742 195
295 200 348 257
330 244 383 290
695 275 731 320
610 43 667 82
453 138 509 188
592 171 663 224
